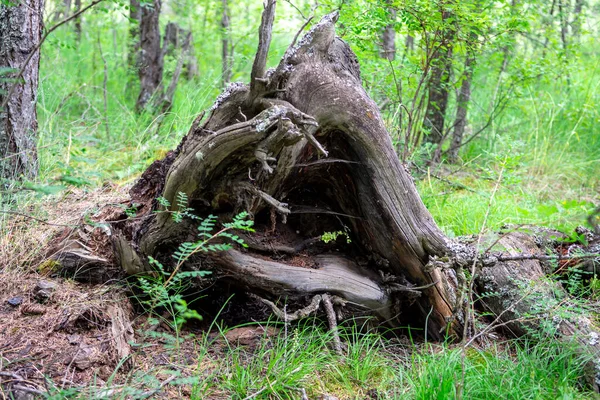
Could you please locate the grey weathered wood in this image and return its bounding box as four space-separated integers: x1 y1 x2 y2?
120 12 459 338
53 9 600 358
476 231 600 388
217 250 392 320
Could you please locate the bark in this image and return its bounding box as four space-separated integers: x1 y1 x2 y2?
571 0 585 40
127 0 141 71
156 29 192 113
405 35 414 52
221 0 232 88
48 8 600 376
184 32 198 79
558 0 569 53
74 0 81 42
422 9 454 150
54 0 71 22
448 51 475 163
380 5 396 61
476 231 600 389
162 21 179 58
0 0 44 180
135 0 163 112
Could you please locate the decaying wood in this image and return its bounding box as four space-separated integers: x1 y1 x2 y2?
476 231 600 388
107 304 135 369
50 3 600 382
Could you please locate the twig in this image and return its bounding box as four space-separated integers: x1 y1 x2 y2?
0 210 78 227
11 384 45 395
249 0 276 97
288 16 314 50
495 253 599 262
0 371 23 380
322 294 343 355
283 0 308 20
139 375 176 399
1 0 105 109
243 380 277 400
248 293 322 322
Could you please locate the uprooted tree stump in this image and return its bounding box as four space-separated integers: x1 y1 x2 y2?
48 1 600 388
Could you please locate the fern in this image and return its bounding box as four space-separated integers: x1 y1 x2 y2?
136 195 254 333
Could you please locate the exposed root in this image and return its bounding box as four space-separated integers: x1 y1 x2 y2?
248 293 322 323
322 294 343 356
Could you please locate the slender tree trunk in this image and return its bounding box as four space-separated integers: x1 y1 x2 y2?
184 32 198 79
74 0 82 43
571 0 585 40
422 9 454 150
448 52 475 163
543 0 557 55
558 0 569 53
380 5 396 61
405 35 414 52
127 0 141 71
221 0 232 88
54 0 71 22
135 0 163 112
0 0 44 180
162 21 179 58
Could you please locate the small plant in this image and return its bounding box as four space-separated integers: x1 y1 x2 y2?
322 230 352 244
137 194 254 331
157 192 201 223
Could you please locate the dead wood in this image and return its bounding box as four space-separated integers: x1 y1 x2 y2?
48 4 600 380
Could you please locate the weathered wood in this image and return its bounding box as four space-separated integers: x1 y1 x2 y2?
115 11 459 338
476 231 600 388
216 250 392 320
52 6 600 363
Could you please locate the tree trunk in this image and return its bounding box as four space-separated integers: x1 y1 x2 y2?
0 0 44 180
74 0 82 43
475 231 600 390
53 0 71 22
184 31 198 79
380 5 396 61
571 0 585 40
127 0 141 71
405 35 414 52
221 0 232 88
558 0 569 53
135 0 163 112
448 50 475 163
155 28 192 113
422 9 454 152
48 6 600 384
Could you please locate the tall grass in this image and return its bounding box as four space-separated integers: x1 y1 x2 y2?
191 322 593 399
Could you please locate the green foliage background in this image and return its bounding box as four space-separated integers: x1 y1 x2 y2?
32 0 599 238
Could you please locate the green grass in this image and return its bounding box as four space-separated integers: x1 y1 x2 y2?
187 322 595 399
3 4 599 400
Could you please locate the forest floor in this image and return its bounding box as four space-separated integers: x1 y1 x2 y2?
1 178 598 399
